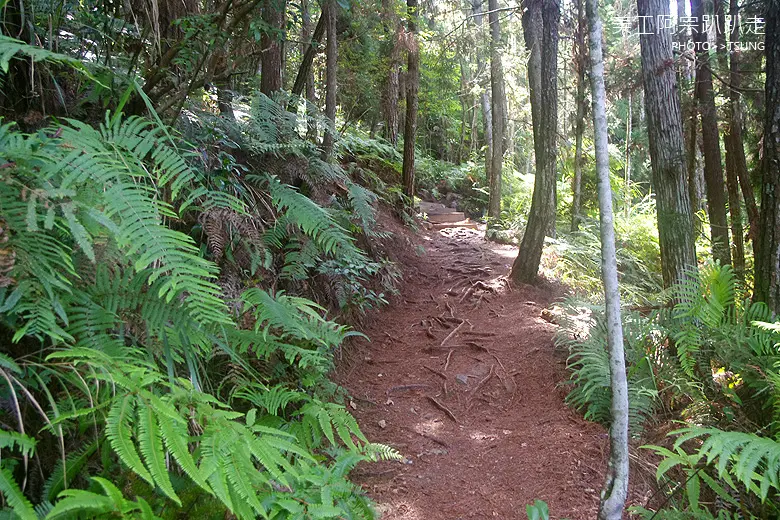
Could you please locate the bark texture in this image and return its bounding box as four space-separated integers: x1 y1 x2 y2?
260 0 286 95
586 0 630 516
512 0 559 284
402 0 420 202
725 0 759 266
692 0 731 265
571 0 587 232
637 0 697 288
291 10 325 98
755 0 780 313
487 0 507 222
322 0 338 159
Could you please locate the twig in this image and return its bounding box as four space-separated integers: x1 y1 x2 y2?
427 396 458 423
463 330 497 337
401 426 450 447
473 364 496 395
440 319 466 348
457 341 491 353
458 286 476 304
444 349 454 371
387 384 432 395
384 331 408 345
491 354 506 373
423 365 447 380
445 301 455 318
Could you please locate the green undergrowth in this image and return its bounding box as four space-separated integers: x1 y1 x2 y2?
558 264 780 518
0 40 404 520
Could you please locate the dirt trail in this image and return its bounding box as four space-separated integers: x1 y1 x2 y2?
338 226 613 520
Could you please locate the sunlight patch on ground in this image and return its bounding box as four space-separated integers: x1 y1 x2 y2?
374 501 423 520
415 418 444 436
468 430 499 442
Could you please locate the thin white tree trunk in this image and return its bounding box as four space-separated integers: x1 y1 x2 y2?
585 0 630 517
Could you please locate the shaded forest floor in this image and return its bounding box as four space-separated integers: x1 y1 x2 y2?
336 221 640 519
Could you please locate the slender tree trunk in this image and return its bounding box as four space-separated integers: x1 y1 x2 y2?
261 0 287 96
720 3 747 281
725 0 758 266
586 0 630 516
687 98 703 227
381 0 403 147
637 0 697 288
402 0 420 203
291 9 325 98
487 0 507 223
512 0 559 284
472 0 493 193
482 90 493 185
571 0 587 232
458 59 469 164
755 0 780 313
692 0 731 266
322 0 337 159
624 90 632 217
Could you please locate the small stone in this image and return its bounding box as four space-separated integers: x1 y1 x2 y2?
455 374 469 385
378 419 387 429
349 400 357 410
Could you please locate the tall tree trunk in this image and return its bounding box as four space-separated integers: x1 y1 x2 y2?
261 0 287 96
472 0 493 194
458 60 469 163
571 0 587 232
487 0 507 223
481 89 493 181
587 0 630 516
291 8 325 98
637 0 697 288
692 0 731 266
511 0 559 284
725 0 759 266
381 0 402 147
402 0 420 203
719 1 747 280
322 0 338 159
755 0 780 313
624 90 632 217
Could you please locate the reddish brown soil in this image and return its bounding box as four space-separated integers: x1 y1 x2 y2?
337 225 620 519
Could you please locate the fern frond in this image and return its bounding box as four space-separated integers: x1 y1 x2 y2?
0 431 36 457
673 427 780 501
0 467 37 520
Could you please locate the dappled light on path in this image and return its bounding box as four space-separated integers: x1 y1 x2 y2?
338 225 612 519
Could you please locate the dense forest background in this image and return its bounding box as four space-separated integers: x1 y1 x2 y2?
1 0 780 517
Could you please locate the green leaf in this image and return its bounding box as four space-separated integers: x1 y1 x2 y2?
0 467 37 520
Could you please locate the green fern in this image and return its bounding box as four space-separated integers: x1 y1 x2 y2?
673 427 780 501
0 466 37 520
556 300 660 435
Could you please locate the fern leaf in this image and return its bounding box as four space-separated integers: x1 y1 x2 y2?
137 399 180 505
0 467 37 520
106 395 154 486
157 413 212 492
0 430 36 457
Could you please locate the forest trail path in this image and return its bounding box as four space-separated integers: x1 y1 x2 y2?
338 226 612 520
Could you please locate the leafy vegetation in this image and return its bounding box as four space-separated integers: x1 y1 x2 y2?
560 263 780 518
0 37 407 518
